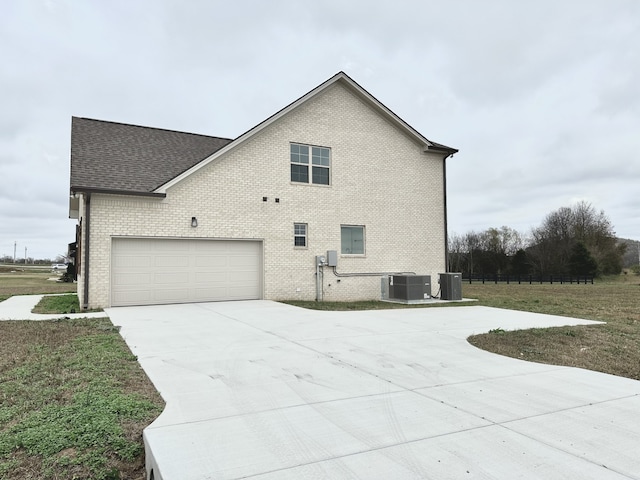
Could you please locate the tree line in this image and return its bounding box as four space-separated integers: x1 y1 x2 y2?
448 201 627 277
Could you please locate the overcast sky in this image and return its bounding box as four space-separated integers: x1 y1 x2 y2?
1 0 639 260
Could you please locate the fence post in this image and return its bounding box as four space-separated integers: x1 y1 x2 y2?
550 274 553 284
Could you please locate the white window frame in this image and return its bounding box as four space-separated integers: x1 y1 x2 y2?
290 143 330 186
341 225 365 255
294 223 308 248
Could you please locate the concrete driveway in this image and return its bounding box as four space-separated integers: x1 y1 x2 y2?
107 301 640 480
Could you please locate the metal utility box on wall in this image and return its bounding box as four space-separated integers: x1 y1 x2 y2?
389 275 431 301
326 250 338 267
439 273 462 300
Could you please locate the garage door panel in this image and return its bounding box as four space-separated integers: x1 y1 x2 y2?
229 271 260 283
154 272 189 284
112 289 152 304
152 288 190 302
196 256 229 268
111 238 262 306
113 256 153 268
153 256 188 268
193 272 228 283
113 272 153 286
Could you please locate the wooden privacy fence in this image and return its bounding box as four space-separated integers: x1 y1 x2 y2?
463 274 594 285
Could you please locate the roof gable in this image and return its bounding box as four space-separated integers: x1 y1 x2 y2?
70 117 232 195
155 72 457 193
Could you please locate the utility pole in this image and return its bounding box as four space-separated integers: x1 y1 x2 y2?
25 247 27 265
13 241 16 263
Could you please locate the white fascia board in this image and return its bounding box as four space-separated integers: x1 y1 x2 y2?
154 72 432 193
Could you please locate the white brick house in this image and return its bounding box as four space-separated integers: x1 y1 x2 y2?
68 72 457 309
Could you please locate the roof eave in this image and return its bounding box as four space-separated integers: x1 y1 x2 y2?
423 145 459 156
70 187 167 198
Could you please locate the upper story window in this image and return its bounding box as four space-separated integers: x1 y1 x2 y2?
341 225 365 255
291 143 330 185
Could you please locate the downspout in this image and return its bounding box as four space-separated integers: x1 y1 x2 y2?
442 153 453 272
83 193 91 310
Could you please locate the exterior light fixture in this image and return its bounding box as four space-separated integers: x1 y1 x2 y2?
191 217 198 227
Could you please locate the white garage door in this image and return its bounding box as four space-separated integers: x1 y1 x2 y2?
111 238 262 307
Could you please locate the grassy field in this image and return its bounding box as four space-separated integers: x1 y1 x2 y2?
0 269 75 303
0 273 164 479
466 274 640 381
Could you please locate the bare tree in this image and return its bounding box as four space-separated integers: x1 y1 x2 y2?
528 201 623 275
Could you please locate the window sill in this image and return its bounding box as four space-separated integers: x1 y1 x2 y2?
290 181 332 188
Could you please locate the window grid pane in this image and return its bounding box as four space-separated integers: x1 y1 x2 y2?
312 147 330 166
291 164 309 183
291 144 309 164
312 166 329 185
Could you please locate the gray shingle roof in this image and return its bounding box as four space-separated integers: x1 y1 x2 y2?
70 117 233 195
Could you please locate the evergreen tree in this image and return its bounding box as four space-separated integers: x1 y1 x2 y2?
568 242 598 276
510 249 531 275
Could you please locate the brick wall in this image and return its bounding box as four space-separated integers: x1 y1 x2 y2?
79 82 448 308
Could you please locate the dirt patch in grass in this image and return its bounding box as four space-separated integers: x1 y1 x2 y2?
466 275 640 380
0 318 164 479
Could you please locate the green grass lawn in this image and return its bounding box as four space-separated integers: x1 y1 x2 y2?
31 294 81 314
0 273 163 479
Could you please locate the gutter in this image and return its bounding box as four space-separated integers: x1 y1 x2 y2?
441 152 455 271
83 193 91 310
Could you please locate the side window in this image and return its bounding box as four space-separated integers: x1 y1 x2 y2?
290 144 309 183
291 143 330 185
311 146 330 185
294 223 307 247
341 225 365 255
